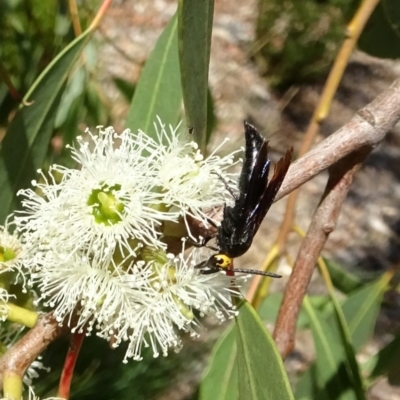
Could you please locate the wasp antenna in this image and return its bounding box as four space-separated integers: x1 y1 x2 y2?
233 268 282 278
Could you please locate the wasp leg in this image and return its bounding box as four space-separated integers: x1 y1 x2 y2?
187 237 219 251
193 260 221 275
199 268 221 275
213 172 238 200
205 243 219 251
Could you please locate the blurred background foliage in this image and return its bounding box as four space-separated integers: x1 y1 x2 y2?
1 0 400 399
0 0 107 165
254 0 359 88
254 0 400 88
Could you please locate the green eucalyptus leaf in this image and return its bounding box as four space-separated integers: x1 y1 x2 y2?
55 67 87 128
341 274 390 351
258 293 329 329
300 296 356 400
324 258 363 294
235 301 294 400
199 325 238 400
296 275 390 400
178 0 214 151
125 13 182 140
206 88 216 145
326 282 366 400
257 293 284 324
0 29 92 224
295 364 318 400
366 334 400 386
85 81 108 126
60 93 86 147
358 0 400 59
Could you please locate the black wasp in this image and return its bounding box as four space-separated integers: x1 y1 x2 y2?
195 121 293 278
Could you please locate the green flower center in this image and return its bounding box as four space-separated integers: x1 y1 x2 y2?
0 246 16 263
88 183 125 225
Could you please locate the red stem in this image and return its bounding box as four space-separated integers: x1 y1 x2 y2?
57 333 85 399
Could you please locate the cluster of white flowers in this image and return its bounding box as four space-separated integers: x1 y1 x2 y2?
14 120 242 362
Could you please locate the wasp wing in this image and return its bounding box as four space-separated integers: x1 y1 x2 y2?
245 146 293 236
238 121 266 197
218 122 292 257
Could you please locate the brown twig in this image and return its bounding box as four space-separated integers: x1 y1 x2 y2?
275 78 400 202
270 78 400 357
0 312 68 388
273 146 372 357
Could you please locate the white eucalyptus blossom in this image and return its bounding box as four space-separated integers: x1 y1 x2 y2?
16 127 177 261
30 250 153 335
105 244 242 362
30 242 242 362
15 121 243 362
151 119 240 234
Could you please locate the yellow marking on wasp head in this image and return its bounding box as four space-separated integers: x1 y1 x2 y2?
213 254 233 269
